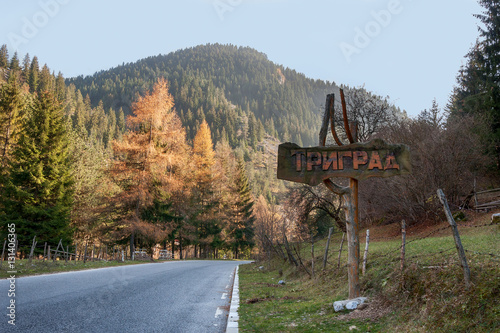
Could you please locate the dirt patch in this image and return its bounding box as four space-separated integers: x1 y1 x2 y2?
251 282 285 288
245 296 301 304
334 298 391 322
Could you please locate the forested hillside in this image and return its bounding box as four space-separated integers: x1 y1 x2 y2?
67 43 337 148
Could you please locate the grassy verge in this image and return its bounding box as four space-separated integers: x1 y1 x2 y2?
239 215 499 332
0 258 158 279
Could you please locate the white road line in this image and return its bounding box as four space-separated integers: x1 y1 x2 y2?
215 307 224 318
221 292 227 300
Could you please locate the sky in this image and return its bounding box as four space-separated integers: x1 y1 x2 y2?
0 0 484 117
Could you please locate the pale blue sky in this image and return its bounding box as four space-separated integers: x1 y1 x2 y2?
0 0 483 117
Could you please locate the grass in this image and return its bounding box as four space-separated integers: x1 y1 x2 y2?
0 258 155 279
239 212 499 332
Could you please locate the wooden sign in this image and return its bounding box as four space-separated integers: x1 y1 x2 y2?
277 138 410 185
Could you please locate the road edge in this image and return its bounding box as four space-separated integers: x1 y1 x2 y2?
226 265 240 333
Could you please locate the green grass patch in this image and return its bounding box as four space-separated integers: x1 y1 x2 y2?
0 259 154 279
239 220 499 332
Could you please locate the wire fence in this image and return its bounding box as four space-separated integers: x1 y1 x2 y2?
259 215 498 284
0 238 174 268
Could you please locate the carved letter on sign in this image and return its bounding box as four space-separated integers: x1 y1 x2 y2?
277 139 411 186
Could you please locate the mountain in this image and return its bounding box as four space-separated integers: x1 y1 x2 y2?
67 43 338 148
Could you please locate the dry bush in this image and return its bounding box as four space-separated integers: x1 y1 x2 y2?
360 114 491 225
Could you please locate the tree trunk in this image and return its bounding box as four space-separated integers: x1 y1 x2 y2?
283 234 298 267
179 234 183 260
130 231 135 261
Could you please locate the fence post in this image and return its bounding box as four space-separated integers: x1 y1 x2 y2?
400 220 406 273
28 236 37 264
437 189 471 288
362 230 370 275
47 245 51 261
337 232 345 269
323 227 334 270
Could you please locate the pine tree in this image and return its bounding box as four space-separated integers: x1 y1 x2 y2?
38 64 54 93
1 91 74 252
0 44 8 69
9 52 19 72
55 72 65 101
21 53 30 82
193 120 216 187
448 0 500 163
229 158 255 258
117 107 125 135
192 119 219 257
0 71 25 167
28 56 39 93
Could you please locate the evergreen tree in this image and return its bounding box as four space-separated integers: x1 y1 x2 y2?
9 52 20 72
229 158 255 258
21 53 30 82
55 72 66 101
0 44 8 69
117 107 125 135
38 64 54 93
448 0 500 163
28 56 39 93
0 71 25 167
1 91 74 252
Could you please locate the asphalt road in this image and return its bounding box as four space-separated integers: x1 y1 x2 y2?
0 260 250 333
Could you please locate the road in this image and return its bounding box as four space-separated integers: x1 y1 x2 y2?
0 260 250 333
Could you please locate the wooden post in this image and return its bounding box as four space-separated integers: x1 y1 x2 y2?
44 242 47 260
47 245 51 261
311 234 315 278
437 189 471 288
400 220 406 273
362 229 370 275
323 227 334 270
65 246 69 263
53 239 62 262
92 244 95 262
346 178 360 298
337 232 345 269
28 236 36 264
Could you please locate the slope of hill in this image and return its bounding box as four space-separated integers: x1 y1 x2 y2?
67 43 337 147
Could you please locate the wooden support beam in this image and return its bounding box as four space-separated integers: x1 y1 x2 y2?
437 189 471 289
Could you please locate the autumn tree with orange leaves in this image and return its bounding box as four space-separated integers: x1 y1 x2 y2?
110 78 191 255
